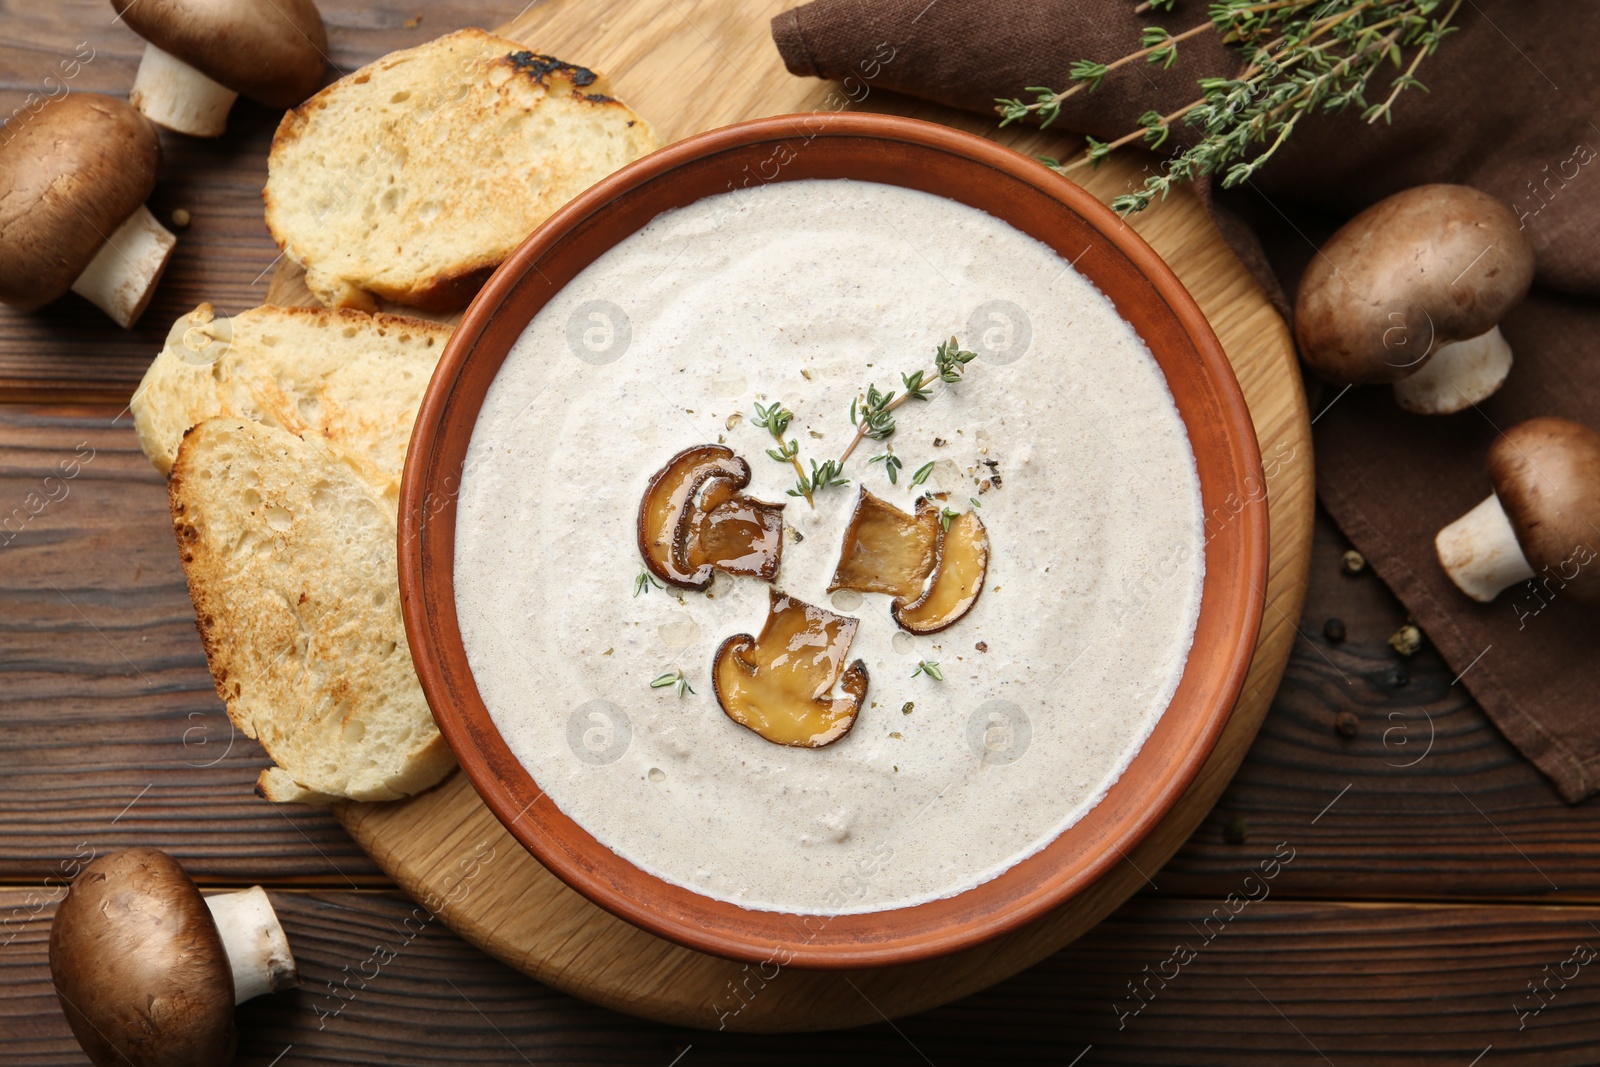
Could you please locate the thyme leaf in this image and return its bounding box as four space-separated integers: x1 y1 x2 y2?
650 668 695 698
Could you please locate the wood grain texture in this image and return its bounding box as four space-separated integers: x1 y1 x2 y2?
267 0 1315 1031
1161 513 1599 903
9 888 1600 1065
0 406 384 885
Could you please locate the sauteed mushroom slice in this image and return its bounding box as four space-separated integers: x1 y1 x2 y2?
678 472 784 581
713 590 868 747
827 487 940 599
638 444 753 590
892 508 989 635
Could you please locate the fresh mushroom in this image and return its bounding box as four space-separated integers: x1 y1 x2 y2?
111 0 328 137
1435 417 1600 603
1295 184 1535 415
0 94 175 328
50 847 297 1067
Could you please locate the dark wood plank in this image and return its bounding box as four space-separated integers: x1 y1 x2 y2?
7 889 1600 1064
0 0 532 402
1168 507 1596 902
0 405 383 885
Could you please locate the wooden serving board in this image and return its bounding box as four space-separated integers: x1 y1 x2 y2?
265 0 1314 1032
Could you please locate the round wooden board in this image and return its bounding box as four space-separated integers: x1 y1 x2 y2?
265 0 1315 1033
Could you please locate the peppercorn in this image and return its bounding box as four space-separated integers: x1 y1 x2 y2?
1323 617 1346 643
1335 711 1358 738
1389 622 1423 657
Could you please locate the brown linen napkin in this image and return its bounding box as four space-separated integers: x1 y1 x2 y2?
773 1 1600 800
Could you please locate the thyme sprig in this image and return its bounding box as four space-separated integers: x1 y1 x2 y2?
753 400 814 506
747 337 980 506
837 337 980 467
996 0 1464 214
633 570 663 597
912 660 944 681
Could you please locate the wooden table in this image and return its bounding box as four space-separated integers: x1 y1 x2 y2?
3 4 1598 1065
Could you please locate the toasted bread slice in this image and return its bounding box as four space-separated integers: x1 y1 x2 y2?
169 418 453 803
264 28 660 312
131 303 449 501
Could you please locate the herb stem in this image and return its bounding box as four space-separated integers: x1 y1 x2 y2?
838 384 921 466
1367 0 1461 124
1054 98 1205 174
1009 0 1315 125
767 422 814 507
837 336 980 471
1028 17 1223 120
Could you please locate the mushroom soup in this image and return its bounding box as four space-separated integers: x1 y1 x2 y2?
454 179 1206 914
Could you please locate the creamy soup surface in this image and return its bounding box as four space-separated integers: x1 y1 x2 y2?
454 178 1205 915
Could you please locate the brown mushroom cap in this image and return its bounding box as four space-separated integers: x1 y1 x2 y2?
1294 184 1535 385
110 0 328 107
1489 417 1600 602
49 847 236 1067
0 94 161 311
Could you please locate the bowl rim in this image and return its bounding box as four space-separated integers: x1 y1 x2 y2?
399 112 1267 969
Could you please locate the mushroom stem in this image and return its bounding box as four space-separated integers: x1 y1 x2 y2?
129 43 239 137
204 887 297 1003
1392 326 1513 415
69 204 176 328
1435 491 1535 602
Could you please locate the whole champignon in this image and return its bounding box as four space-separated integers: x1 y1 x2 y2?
1295 184 1535 415
111 0 328 137
0 94 175 328
49 847 297 1067
1435 417 1600 603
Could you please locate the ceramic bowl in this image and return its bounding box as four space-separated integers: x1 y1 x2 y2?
399 113 1267 969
